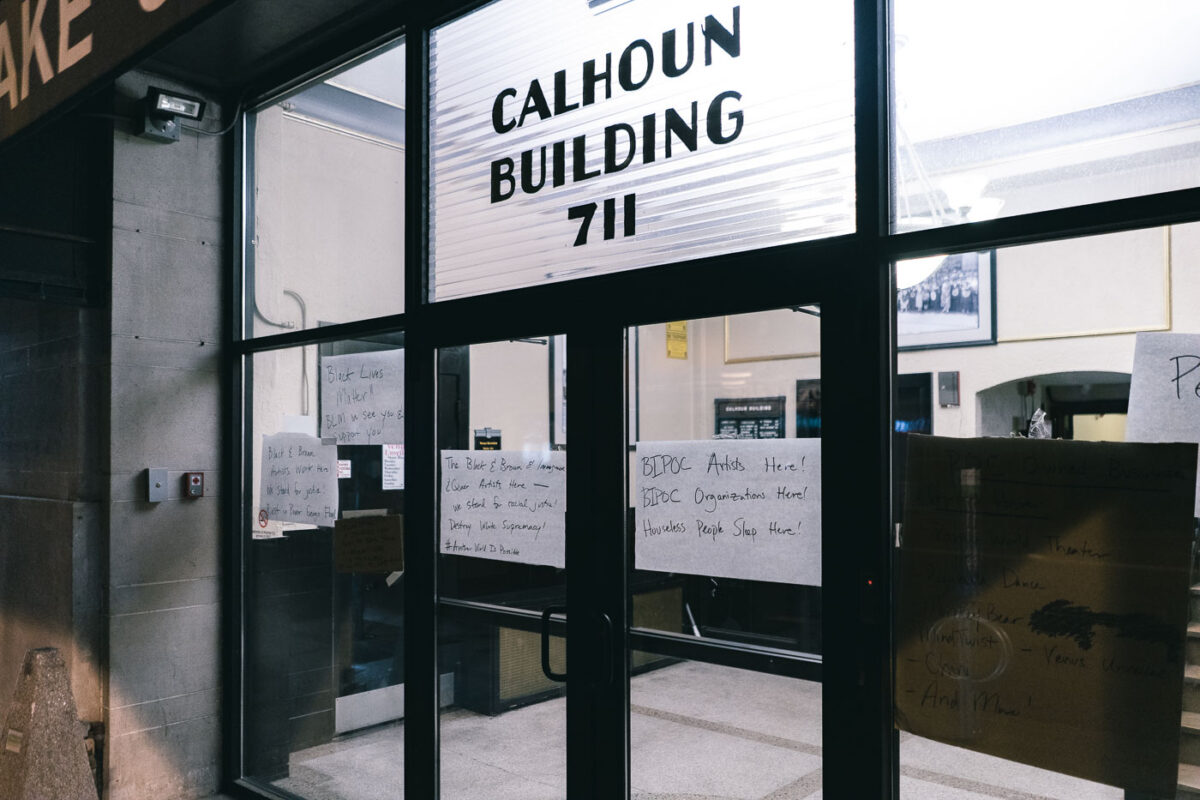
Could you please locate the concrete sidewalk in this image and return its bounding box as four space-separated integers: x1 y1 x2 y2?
268 660 1122 800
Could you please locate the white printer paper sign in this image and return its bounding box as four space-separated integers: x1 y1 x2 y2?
319 349 404 445
439 450 566 568
1126 332 1200 515
259 432 339 526
635 439 822 586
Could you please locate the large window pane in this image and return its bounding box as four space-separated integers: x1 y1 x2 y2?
244 336 406 798
893 223 1200 798
430 1 854 300
891 2 1200 232
245 39 405 337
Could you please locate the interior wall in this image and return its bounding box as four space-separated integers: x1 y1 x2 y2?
635 323 703 442
638 314 822 443
900 220 1200 437
251 105 405 332
103 72 227 800
468 339 550 450
625 221 1200 447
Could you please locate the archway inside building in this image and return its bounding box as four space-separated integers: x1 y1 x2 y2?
976 370 1131 440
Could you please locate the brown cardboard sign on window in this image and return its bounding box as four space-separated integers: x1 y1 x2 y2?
334 515 404 574
895 435 1196 798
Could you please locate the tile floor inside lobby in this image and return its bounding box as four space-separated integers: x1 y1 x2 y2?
263 661 1122 800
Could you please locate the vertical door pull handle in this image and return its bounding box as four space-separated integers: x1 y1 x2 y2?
540 605 568 682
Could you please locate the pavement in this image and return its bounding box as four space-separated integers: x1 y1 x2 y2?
263 660 1122 800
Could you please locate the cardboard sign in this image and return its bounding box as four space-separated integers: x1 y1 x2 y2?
439 450 566 568
334 515 404 574
1126 331 1200 515
258 433 339 526
320 350 404 445
895 435 1196 797
635 439 821 585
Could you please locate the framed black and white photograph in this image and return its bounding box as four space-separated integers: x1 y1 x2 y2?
896 250 996 350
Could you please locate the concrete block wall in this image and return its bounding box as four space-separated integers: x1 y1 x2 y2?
103 72 226 800
0 295 104 724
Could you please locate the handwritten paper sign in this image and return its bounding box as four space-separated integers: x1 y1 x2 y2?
634 439 822 586
335 515 404 574
1126 332 1200 514
440 450 566 568
259 433 339 526
895 435 1196 797
320 350 404 445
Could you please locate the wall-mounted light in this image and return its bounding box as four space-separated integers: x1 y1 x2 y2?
138 86 206 143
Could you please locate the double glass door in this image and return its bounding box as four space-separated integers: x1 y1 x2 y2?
435 304 833 800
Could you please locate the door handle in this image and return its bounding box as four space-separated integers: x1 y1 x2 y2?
540 605 568 682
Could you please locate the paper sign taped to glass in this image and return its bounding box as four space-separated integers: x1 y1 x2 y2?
1126 331 1200 516
895 434 1197 797
439 450 566 568
635 438 821 586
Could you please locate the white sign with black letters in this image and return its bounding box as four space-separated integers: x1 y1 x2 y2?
635 439 821 585
259 433 339 526
430 0 854 298
440 450 566 568
320 350 404 445
1126 332 1200 514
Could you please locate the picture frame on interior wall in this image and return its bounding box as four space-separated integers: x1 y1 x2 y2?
550 334 567 448
896 249 997 351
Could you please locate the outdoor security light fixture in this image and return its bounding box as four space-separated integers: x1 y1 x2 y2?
138 87 206 143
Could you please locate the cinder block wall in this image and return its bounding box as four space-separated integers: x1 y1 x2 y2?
103 72 226 800
0 298 105 725
0 102 108 749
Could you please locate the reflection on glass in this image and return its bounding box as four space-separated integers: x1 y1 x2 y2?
246 38 406 337
437 338 567 800
891 1 1200 232
244 336 406 799
894 225 1200 798
629 310 822 797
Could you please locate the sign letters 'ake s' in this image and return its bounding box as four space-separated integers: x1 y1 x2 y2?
0 0 220 146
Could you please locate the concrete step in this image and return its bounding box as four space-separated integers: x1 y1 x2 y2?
1188 623 1200 665
1191 586 1200 622
1184 666 1200 714
1183 712 1200 766
1180 762 1200 799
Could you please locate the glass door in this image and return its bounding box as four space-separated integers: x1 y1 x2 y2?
435 336 571 799
417 291 862 800
625 308 824 799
